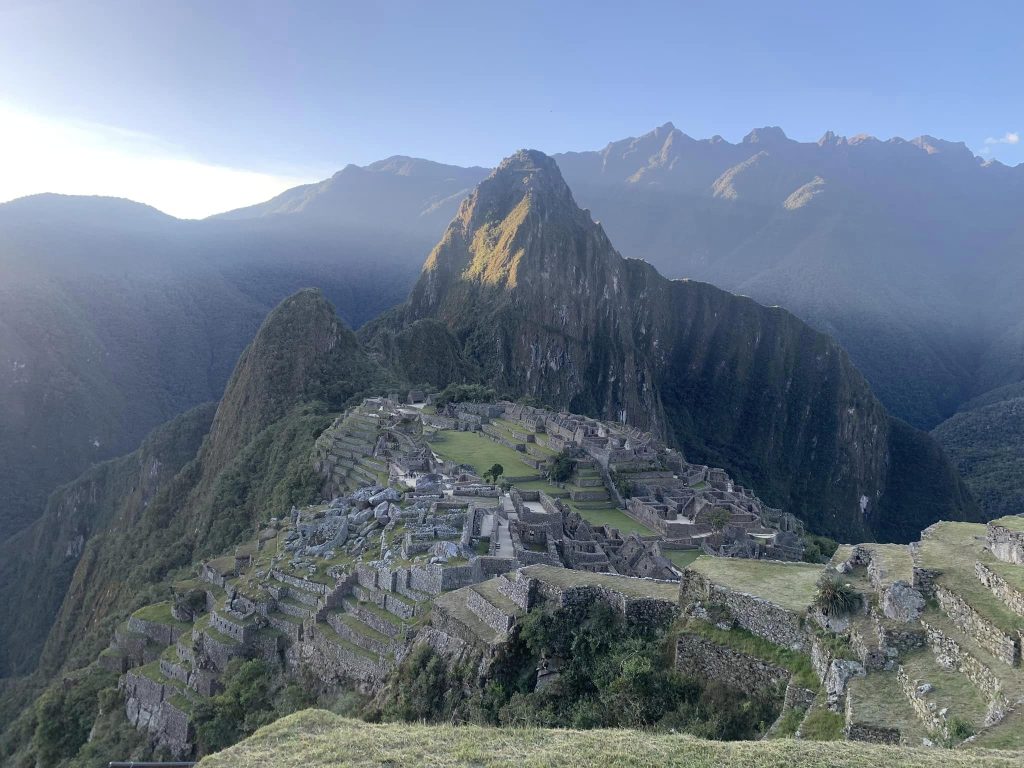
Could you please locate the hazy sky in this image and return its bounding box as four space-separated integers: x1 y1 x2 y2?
1 0 1021 218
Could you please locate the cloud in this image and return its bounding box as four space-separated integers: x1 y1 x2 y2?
984 131 1020 146
0 102 317 219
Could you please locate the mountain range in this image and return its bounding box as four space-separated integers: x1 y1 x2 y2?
1 123 1019 550
0 148 978 687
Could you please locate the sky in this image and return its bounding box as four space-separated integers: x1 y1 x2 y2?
0 0 1021 218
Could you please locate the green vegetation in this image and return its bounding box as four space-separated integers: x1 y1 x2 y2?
483 463 505 484
570 506 655 536
429 430 534 477
687 557 823 613
198 709 1024 767
802 534 839 564
434 383 496 407
917 522 1024 636
665 549 701 569
813 574 861 617
194 659 314 754
676 620 818 690
548 450 576 483
798 708 845 741
933 396 1024 520
378 600 779 740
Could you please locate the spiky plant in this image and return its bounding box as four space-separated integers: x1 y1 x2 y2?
814 573 860 617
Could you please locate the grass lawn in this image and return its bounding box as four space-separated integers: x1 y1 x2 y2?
688 556 824 613
570 505 655 536
429 430 535 478
198 709 1024 767
665 549 701 569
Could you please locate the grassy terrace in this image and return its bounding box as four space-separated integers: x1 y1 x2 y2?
990 515 1024 533
428 430 536 477
687 556 823 613
665 549 701 569
568 504 655 536
859 543 915 585
918 522 1024 636
131 601 192 629
845 672 927 744
522 564 680 602
198 710 1024 767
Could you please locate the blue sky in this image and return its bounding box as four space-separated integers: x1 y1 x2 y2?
0 0 1021 216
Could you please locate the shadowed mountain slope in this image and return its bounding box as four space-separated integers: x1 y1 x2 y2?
369 149 978 542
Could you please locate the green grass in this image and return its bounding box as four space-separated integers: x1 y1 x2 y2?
521 564 679 601
677 619 819 690
990 515 1024 533
917 522 1024 635
687 556 824 613
570 506 655 536
798 707 845 741
428 430 536 478
845 672 927 744
131 601 191 628
665 549 701 569
197 710 1024 767
858 543 915 585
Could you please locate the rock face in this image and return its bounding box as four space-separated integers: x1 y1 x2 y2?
375 149 979 542
882 582 926 623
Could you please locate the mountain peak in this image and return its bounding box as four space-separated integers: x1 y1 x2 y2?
409 149 602 317
743 126 789 144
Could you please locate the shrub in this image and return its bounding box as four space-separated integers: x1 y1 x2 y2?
813 573 860 617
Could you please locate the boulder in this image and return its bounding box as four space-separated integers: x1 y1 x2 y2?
882 581 925 623
369 488 401 506
825 659 865 711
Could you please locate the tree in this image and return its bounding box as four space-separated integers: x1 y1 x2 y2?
548 451 576 483
707 508 731 532
483 463 504 484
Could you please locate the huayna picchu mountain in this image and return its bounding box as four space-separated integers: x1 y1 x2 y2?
367 149 978 543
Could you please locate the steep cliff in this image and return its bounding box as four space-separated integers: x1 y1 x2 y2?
0 290 390 692
381 150 978 541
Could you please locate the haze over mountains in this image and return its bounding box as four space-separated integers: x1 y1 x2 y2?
0 149 977 688
1 123 1021 548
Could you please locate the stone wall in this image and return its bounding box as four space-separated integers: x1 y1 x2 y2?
680 571 806 651
466 589 515 633
845 692 900 744
127 615 187 647
987 523 1024 565
921 615 1009 715
934 584 1019 665
301 626 388 689
674 633 790 693
120 670 193 758
976 562 1024 618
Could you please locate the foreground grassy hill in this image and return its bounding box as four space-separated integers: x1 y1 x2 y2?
198 710 1024 768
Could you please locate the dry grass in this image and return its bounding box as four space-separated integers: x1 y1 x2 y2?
688 556 823 613
197 710 1024 767
522 564 680 601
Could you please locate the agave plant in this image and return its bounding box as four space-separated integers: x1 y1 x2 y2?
814 573 860 617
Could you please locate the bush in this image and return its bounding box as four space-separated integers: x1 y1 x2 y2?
814 573 860 617
548 451 576 483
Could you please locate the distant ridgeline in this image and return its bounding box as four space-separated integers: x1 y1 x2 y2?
79 396 1022 758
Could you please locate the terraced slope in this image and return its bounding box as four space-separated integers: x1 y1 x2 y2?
197 709 1024 768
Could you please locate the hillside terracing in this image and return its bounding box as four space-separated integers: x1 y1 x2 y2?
101 396 1024 758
